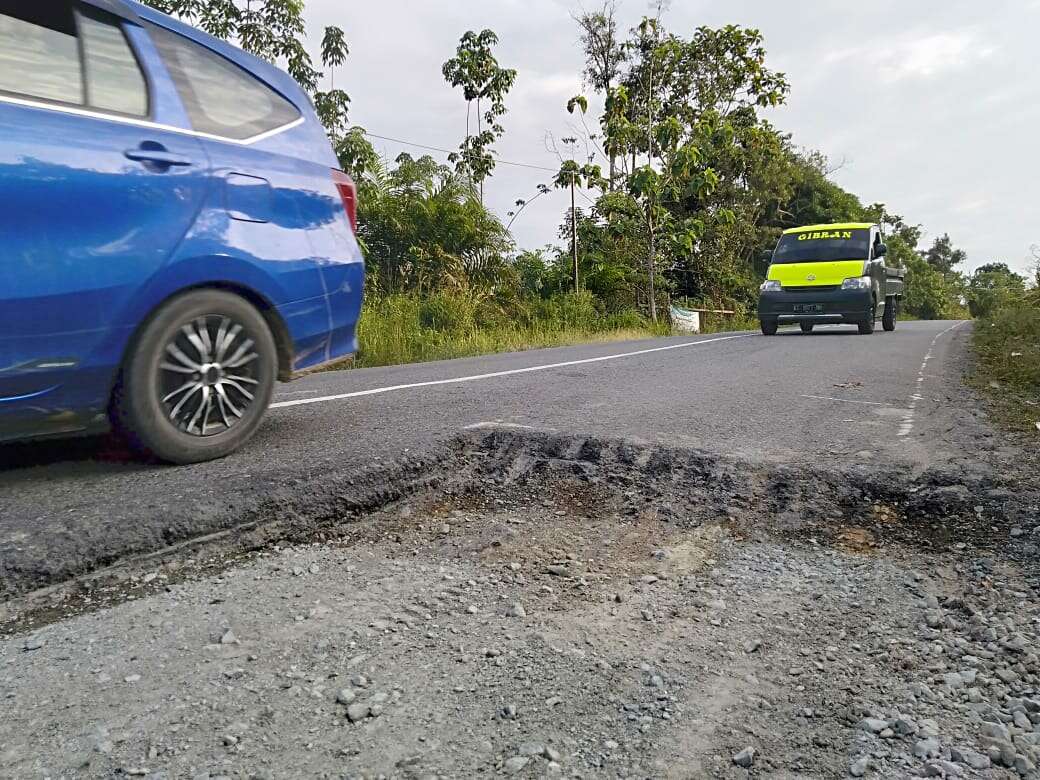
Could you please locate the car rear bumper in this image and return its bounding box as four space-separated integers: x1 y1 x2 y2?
758 287 873 324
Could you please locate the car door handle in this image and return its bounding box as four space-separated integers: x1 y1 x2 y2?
124 148 192 167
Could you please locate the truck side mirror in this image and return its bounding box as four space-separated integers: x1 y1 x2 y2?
759 250 773 263
875 243 888 258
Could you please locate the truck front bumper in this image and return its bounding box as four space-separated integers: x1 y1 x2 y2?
758 287 873 326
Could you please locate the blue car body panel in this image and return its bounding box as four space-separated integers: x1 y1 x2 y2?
0 0 364 442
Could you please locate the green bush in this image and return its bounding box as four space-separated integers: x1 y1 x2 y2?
419 294 475 332
603 310 648 330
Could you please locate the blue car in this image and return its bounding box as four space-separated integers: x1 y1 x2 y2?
0 0 364 463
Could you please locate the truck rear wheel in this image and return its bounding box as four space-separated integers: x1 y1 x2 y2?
883 297 897 331
760 319 778 336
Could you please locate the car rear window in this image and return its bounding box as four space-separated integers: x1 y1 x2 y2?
147 23 300 141
0 2 147 116
79 8 148 116
773 229 871 264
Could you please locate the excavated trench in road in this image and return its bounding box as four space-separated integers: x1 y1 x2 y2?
2 425 1038 636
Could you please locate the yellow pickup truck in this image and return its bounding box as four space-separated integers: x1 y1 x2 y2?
758 222 905 335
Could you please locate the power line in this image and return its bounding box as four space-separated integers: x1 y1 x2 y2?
362 131 559 174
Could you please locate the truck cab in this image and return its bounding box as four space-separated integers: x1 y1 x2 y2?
758 222 905 335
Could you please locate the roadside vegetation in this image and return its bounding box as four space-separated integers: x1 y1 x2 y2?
354 292 667 367
969 255 1040 433
149 0 1001 363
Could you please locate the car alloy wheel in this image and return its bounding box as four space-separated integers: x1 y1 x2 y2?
159 315 261 436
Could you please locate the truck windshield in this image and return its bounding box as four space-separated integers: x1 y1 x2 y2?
773 228 870 264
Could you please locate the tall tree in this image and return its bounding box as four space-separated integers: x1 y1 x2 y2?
622 13 669 321
924 233 967 275
442 30 517 204
620 22 790 309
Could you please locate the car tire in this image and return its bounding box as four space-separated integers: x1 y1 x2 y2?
883 297 897 331
112 289 277 464
760 319 778 336
800 322 814 334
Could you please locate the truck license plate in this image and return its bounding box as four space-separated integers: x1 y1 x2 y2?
794 304 822 313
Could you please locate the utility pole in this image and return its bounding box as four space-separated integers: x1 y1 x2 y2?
570 171 579 293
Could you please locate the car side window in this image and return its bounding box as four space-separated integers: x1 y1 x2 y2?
146 23 300 141
0 3 83 105
0 2 147 116
78 7 148 116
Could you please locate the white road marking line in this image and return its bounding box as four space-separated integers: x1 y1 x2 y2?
801 394 889 407
897 321 967 437
270 333 755 410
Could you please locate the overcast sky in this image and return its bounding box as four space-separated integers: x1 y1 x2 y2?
314 0 1040 277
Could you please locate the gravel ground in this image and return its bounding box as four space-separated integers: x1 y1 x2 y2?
2 426 1039 779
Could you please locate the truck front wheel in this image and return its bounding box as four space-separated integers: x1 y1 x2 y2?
882 297 897 331
858 298 877 335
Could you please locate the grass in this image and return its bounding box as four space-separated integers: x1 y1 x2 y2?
352 292 671 369
971 293 1040 435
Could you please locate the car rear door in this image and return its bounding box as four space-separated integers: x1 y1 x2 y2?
0 1 209 431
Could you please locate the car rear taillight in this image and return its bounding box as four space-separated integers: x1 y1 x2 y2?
331 169 358 233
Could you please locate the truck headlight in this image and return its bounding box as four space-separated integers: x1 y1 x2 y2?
760 280 782 292
841 277 872 290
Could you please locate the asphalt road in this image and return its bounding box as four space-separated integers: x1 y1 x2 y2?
0 320 979 597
